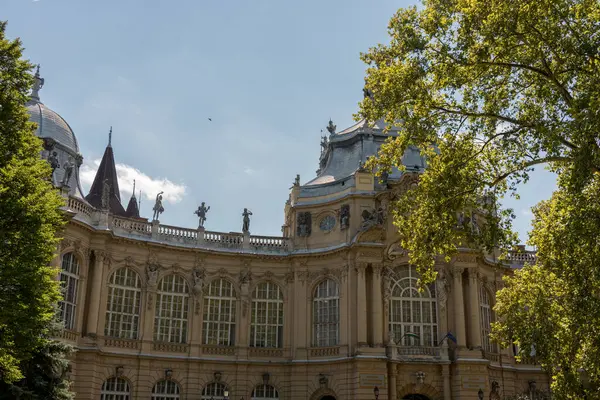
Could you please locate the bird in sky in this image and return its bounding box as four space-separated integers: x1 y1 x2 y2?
208 118 212 121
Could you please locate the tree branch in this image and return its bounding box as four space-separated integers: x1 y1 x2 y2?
489 156 574 186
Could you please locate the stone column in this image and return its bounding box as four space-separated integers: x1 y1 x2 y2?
442 364 451 400
388 363 397 400
238 278 251 349
452 267 466 347
372 264 384 347
468 268 482 349
86 250 105 336
355 262 368 346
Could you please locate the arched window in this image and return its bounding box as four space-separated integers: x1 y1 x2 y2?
313 279 339 347
389 266 438 346
203 279 236 345
100 377 130 400
251 282 284 348
154 275 190 343
201 382 227 400
152 380 180 400
58 252 80 330
251 384 279 400
480 286 496 353
105 267 142 339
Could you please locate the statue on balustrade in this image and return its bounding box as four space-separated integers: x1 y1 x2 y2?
152 191 164 221
242 208 253 233
194 202 210 228
47 151 60 180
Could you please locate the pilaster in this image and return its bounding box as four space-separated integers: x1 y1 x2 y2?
468 268 482 350
371 264 384 347
85 250 105 337
452 266 466 348
356 262 368 346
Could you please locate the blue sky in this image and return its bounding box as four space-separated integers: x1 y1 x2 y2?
5 0 556 244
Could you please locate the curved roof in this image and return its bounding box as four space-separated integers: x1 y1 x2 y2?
26 101 79 153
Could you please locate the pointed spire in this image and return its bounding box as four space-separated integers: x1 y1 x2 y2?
30 64 45 102
108 126 113 147
85 134 126 216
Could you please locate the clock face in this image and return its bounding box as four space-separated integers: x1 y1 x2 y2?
319 215 336 232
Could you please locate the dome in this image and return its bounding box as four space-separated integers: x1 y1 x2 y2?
26 101 79 153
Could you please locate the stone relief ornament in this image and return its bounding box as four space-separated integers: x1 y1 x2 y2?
147 263 159 287
339 204 350 230
360 207 384 231
435 268 449 311
319 215 335 233
297 212 312 237
239 268 251 285
192 266 206 295
387 242 407 260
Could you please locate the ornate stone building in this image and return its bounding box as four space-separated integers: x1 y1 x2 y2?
28 68 549 400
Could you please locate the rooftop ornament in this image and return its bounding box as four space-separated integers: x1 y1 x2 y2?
326 119 336 135
194 202 210 228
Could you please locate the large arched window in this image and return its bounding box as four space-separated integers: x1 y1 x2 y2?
389 266 438 346
154 275 190 343
105 267 142 339
251 282 284 348
100 377 130 400
313 279 339 347
152 380 180 400
480 286 496 353
201 382 227 400
252 384 279 400
203 279 236 345
58 252 80 330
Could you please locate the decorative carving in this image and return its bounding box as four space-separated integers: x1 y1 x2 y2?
387 242 407 260
298 270 310 285
372 264 383 278
319 215 335 233
297 212 312 237
264 270 274 279
214 371 222 382
152 191 164 221
146 263 159 287
115 366 124 377
326 119 336 135
217 268 229 277
242 208 253 233
192 266 206 296
356 227 385 242
147 291 154 310
194 202 210 228
294 174 300 187
319 373 329 388
239 268 251 285
490 381 501 400
124 256 135 266
148 251 159 266
360 208 384 231
340 204 350 230
436 268 449 311
415 371 425 384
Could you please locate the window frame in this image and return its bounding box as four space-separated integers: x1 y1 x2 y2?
151 379 181 400
312 278 340 347
58 252 80 330
105 267 142 339
251 384 280 400
203 278 237 346
480 285 496 353
250 281 284 348
201 382 227 400
100 377 131 400
154 274 190 344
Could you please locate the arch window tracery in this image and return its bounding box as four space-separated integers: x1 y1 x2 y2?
251 384 279 400
105 267 142 339
203 278 236 345
389 266 438 346
251 282 284 348
152 380 181 400
313 279 339 347
480 286 496 353
201 382 227 400
58 252 80 330
154 274 190 343
100 377 130 400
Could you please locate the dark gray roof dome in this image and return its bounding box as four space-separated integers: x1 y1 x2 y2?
25 66 79 155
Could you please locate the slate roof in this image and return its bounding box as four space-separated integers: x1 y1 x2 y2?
84 143 127 216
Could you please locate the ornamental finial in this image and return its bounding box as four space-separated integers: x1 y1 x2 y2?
30 64 45 101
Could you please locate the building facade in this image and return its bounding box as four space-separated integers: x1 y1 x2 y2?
28 68 549 400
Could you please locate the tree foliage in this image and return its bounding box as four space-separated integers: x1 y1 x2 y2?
359 0 600 396
0 21 66 383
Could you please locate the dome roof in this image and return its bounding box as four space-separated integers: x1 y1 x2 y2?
26 101 79 154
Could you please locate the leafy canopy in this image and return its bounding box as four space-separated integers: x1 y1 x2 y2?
359 0 600 395
0 21 66 383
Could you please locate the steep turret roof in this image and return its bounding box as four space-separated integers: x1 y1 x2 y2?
84 128 127 216
124 180 141 218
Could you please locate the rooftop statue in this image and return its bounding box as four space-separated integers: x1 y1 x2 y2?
326 119 336 135
31 65 44 99
47 151 60 179
152 191 164 221
194 202 210 228
294 174 300 187
61 156 74 187
242 208 253 234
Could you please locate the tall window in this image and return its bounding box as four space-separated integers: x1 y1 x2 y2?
201 383 227 400
152 380 180 400
101 377 130 400
480 286 495 353
154 275 190 343
203 279 236 345
389 266 438 346
313 279 339 347
105 268 142 339
251 282 284 348
252 384 279 400
58 252 79 330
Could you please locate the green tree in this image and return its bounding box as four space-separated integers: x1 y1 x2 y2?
0 21 66 383
0 317 74 400
359 0 600 396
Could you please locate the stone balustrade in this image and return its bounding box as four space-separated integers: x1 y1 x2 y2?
65 196 94 216
386 344 448 362
506 250 537 266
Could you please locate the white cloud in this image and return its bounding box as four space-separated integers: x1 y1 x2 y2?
243 166 255 175
80 159 186 204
